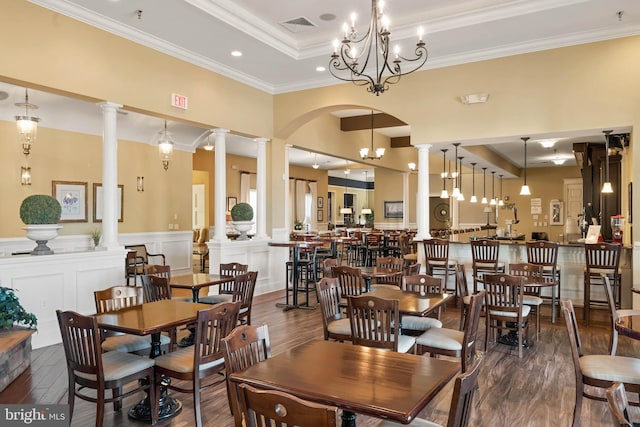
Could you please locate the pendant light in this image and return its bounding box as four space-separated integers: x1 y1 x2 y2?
601 130 613 193
519 137 531 195
15 88 40 156
457 156 465 201
312 153 320 169
440 149 449 198
498 174 505 206
490 171 497 205
481 167 488 204
157 120 174 171
469 162 477 203
451 143 461 198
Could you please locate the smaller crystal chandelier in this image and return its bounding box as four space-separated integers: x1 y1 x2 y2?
157 120 174 171
360 111 385 160
21 166 32 185
329 0 428 95
15 88 39 156
520 137 531 195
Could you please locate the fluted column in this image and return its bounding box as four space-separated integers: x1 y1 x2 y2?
98 102 122 250
213 129 229 241
415 144 432 240
255 137 270 240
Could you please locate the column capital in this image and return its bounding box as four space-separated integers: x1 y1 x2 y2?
213 128 230 135
97 101 123 111
254 137 270 144
414 143 432 151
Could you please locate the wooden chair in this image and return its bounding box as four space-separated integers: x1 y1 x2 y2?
237 383 338 427
483 273 529 358
456 265 472 331
507 263 544 339
562 299 640 427
399 274 444 334
364 233 383 266
199 262 248 304
142 274 172 302
323 257 339 278
315 277 351 342
144 264 171 280
94 285 170 354
526 241 560 323
235 271 258 325
125 251 144 286
423 238 458 296
347 294 416 353
470 239 504 293
153 302 240 427
56 310 157 427
333 266 366 303
603 274 640 356
606 383 638 427
405 262 421 276
378 351 484 427
222 324 272 427
584 242 622 326
125 244 165 285
416 291 485 373
398 232 418 268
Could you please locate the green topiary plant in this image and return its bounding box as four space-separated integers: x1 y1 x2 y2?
0 287 37 329
20 195 62 225
231 202 254 222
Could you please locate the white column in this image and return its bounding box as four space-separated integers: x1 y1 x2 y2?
213 128 229 241
255 137 270 240
415 144 432 240
283 144 292 237
98 102 122 250
402 172 410 229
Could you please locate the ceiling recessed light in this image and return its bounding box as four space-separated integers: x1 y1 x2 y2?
316 66 326 72
539 139 556 148
231 51 242 57
319 13 336 21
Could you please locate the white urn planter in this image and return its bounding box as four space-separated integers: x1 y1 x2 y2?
232 221 253 241
23 224 63 255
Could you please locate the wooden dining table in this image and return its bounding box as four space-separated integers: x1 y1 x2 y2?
360 266 403 291
230 340 459 427
367 287 450 318
615 312 640 340
96 299 211 421
170 273 233 302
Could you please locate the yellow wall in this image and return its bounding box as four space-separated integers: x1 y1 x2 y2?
0 120 192 237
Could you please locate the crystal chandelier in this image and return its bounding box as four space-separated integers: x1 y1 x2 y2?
360 111 385 160
330 0 428 96
157 120 174 171
15 88 39 156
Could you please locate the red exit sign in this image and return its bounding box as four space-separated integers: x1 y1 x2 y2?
171 93 188 110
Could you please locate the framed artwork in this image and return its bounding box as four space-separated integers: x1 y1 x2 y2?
384 201 403 218
227 196 237 211
317 209 324 222
52 181 88 223
317 197 324 209
550 200 563 226
93 183 124 222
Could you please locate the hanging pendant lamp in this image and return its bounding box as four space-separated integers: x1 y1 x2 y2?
520 137 531 195
440 149 449 198
490 171 497 205
498 174 505 206
451 143 460 198
481 167 488 204
457 156 465 201
470 163 477 203
601 130 613 193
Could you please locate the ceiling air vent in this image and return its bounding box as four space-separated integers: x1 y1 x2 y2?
280 16 316 33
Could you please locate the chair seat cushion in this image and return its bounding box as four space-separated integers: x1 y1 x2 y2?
475 262 505 270
102 333 170 353
462 295 471 305
377 417 440 427
199 293 234 304
428 260 457 268
76 350 155 382
580 355 640 384
416 327 464 351
327 318 352 336
489 305 531 318
396 334 417 353
401 316 443 331
523 295 544 306
154 346 225 374
371 284 400 291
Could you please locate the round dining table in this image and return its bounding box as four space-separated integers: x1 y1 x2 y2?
615 312 640 340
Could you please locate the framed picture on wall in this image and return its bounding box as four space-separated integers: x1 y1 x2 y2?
550 200 563 226
317 209 323 222
93 183 124 222
317 197 324 209
384 201 403 218
227 196 237 211
52 181 88 223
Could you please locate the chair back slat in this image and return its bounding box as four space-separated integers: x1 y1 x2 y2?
585 243 621 271
347 295 399 351
316 278 344 335
142 275 172 302
456 265 470 299
401 274 443 294
334 266 365 297
471 239 500 265
56 310 102 376
447 351 484 427
526 241 558 268
94 285 144 314
462 292 485 373
483 274 524 314
323 258 339 278
219 263 249 295
195 302 240 366
423 238 450 263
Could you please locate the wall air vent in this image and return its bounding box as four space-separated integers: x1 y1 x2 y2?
280 16 316 33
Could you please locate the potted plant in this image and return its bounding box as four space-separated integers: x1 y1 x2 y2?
230 202 254 240
90 228 102 248
294 220 303 230
0 287 37 392
20 195 63 255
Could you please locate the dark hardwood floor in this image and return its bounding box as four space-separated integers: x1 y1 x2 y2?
1 289 638 426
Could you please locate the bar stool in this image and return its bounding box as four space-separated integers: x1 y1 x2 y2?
471 239 505 293
526 241 560 323
423 238 458 298
583 242 622 326
286 245 316 306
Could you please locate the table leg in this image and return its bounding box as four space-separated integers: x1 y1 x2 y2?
364 277 372 293
341 410 357 427
276 247 300 311
177 291 199 347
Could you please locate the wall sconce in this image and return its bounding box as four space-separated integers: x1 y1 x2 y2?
15 88 39 156
136 176 144 192
21 166 31 185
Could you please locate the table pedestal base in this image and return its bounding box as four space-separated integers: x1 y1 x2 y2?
128 377 182 421
497 322 530 348
341 410 356 427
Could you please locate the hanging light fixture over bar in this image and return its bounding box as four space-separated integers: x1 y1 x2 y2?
157 120 174 171
470 162 477 203
457 156 465 201
440 149 449 198
490 171 497 205
601 130 613 193
520 136 531 195
329 0 428 96
498 174 505 206
451 143 461 198
15 88 39 156
360 110 385 160
481 167 488 204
